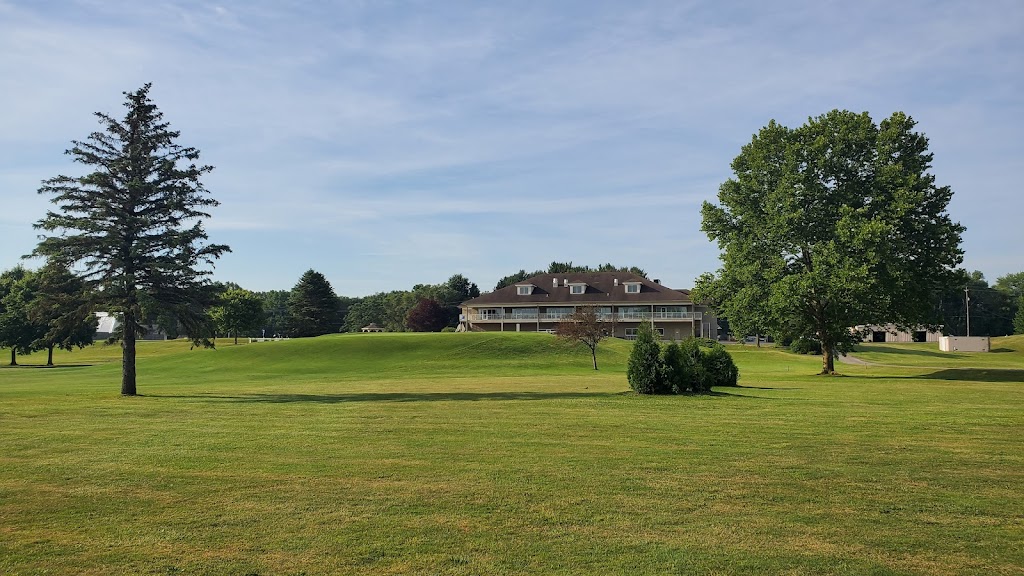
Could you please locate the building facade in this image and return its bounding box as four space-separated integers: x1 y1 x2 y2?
854 324 942 343
460 273 717 340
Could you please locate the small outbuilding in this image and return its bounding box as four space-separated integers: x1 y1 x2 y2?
939 336 990 352
360 323 384 333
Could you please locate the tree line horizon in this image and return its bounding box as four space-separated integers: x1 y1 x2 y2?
2 84 1023 392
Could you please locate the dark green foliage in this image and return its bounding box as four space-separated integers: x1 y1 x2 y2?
256 290 290 337
701 344 740 388
210 288 265 344
939 270 1016 337
32 84 228 394
286 270 341 337
27 262 97 365
790 337 822 355
678 338 708 393
698 110 964 374
649 338 739 394
627 323 666 394
344 293 387 332
494 270 536 291
661 342 697 394
494 262 647 290
405 298 448 332
0 267 48 366
1015 296 1024 335
341 274 480 332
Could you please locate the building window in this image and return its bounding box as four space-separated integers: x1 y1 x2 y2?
624 327 663 340
478 308 501 320
570 284 585 294
511 308 538 320
544 307 573 320
517 285 533 296
625 283 641 294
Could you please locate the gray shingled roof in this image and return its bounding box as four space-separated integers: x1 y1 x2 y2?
463 272 693 306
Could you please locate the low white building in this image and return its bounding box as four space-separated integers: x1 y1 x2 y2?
855 324 942 343
939 336 990 352
94 312 168 341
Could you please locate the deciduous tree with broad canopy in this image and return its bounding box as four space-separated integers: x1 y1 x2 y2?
695 110 964 374
0 267 48 366
210 288 265 344
32 84 229 394
405 297 448 332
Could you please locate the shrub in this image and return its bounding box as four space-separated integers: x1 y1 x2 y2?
659 338 700 391
441 326 456 333
678 338 707 393
627 323 667 394
700 343 739 388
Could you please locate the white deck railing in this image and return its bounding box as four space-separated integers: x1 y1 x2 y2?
468 311 702 322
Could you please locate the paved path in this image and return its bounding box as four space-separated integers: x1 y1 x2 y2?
837 353 875 366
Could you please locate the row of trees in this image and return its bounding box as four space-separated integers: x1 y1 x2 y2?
937 270 1024 337
0 264 96 366
495 261 647 291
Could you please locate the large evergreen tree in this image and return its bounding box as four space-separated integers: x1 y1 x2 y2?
32 84 229 394
697 111 964 374
286 270 341 337
627 322 665 394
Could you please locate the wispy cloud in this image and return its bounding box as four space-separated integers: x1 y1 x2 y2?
1 0 1021 293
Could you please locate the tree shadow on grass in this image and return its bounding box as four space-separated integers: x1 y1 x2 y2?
914 368 1024 383
149 391 626 403
856 368 1024 383
150 390 775 402
0 364 93 369
706 390 775 399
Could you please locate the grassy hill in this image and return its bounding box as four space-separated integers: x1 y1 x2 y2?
2 334 1022 574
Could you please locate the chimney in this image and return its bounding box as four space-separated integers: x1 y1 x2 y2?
552 277 558 288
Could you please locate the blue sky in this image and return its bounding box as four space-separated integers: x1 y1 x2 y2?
2 0 1021 296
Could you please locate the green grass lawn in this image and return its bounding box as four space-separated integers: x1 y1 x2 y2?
2 333 1022 575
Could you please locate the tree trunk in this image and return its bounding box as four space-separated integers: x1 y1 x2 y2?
592 348 599 370
47 345 54 366
122 312 137 396
756 333 761 348
821 343 836 374
233 332 238 345
9 348 15 366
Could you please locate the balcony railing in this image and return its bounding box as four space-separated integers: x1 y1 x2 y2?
467 311 702 322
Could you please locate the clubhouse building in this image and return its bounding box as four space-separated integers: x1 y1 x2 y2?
459 272 718 340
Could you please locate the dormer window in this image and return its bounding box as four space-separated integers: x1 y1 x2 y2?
516 284 534 296
569 283 587 295
624 282 641 294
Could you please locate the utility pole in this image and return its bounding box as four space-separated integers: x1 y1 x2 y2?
964 287 971 337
